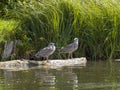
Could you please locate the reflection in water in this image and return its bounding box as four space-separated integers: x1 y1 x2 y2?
2 69 57 90
0 70 5 90
34 69 56 89
3 70 22 90
41 74 56 87
62 68 78 89
54 67 79 90
2 61 120 90
0 67 79 90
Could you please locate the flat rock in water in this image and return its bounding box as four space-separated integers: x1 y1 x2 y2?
114 59 120 61
0 57 87 70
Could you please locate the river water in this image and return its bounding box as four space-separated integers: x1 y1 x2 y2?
0 60 120 90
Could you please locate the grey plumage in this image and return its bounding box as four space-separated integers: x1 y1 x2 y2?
59 38 79 59
35 43 56 61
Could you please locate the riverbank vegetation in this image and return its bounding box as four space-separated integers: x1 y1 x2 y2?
0 0 120 60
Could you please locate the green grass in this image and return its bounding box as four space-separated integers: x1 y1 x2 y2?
0 19 19 41
0 0 120 60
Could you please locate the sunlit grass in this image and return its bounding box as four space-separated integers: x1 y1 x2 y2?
0 19 19 42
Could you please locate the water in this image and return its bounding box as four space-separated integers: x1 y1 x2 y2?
0 60 120 90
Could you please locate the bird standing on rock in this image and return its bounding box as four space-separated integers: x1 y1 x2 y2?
59 38 79 59
35 43 56 62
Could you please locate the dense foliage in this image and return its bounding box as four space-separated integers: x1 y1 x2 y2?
0 0 120 60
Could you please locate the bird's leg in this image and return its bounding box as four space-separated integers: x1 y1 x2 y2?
68 53 70 59
71 53 73 58
46 56 49 62
70 53 73 59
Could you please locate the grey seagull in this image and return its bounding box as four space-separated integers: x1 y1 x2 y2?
35 43 56 61
59 38 79 59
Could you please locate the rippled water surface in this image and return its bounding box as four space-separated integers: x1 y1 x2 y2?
0 60 120 90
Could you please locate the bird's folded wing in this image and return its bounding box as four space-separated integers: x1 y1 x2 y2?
35 47 53 56
60 43 74 52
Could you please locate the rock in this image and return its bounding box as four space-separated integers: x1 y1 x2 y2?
114 59 120 61
2 41 14 60
0 57 87 70
46 57 87 69
1 40 20 60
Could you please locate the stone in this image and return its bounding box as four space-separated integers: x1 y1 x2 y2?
0 57 87 70
1 40 20 60
2 41 14 60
